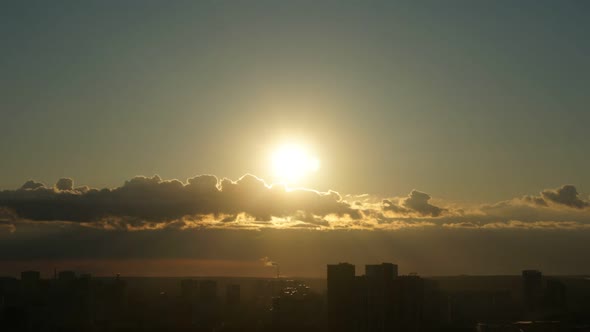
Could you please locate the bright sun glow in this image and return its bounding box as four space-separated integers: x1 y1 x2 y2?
271 144 320 184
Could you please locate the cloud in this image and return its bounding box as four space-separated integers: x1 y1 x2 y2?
541 184 588 209
20 180 44 190
2 180 590 277
402 190 445 217
517 185 589 209
55 178 74 191
382 190 445 217
0 174 359 226
522 195 548 207
1 177 590 233
442 220 590 230
382 199 409 214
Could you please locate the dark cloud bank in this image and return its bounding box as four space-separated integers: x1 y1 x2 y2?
0 174 357 229
1 175 590 275
1 175 590 231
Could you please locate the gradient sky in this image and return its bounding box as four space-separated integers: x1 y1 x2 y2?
1 1 589 277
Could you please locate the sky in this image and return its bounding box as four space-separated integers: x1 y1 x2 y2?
1 0 589 277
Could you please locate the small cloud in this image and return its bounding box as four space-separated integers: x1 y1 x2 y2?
55 178 74 191
382 199 409 214
20 180 45 190
402 190 445 217
522 195 548 207
541 185 588 209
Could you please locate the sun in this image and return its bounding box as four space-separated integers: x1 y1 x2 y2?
271 144 320 184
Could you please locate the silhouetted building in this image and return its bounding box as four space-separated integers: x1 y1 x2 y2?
226 284 240 306
365 263 398 280
522 270 543 314
328 262 425 332
79 273 92 280
58 270 76 282
392 275 426 331
545 279 567 315
20 271 40 283
196 280 219 328
3 267 588 331
199 280 218 302
327 263 356 331
20 271 40 292
446 290 517 325
181 279 198 300
364 263 398 332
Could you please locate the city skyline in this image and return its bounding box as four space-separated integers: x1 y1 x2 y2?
3 261 582 331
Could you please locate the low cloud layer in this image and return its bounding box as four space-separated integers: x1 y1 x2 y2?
382 190 445 217
1 175 589 232
541 185 589 209
1 176 590 276
0 174 358 229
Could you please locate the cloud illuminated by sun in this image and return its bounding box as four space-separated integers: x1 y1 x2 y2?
271 144 320 184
